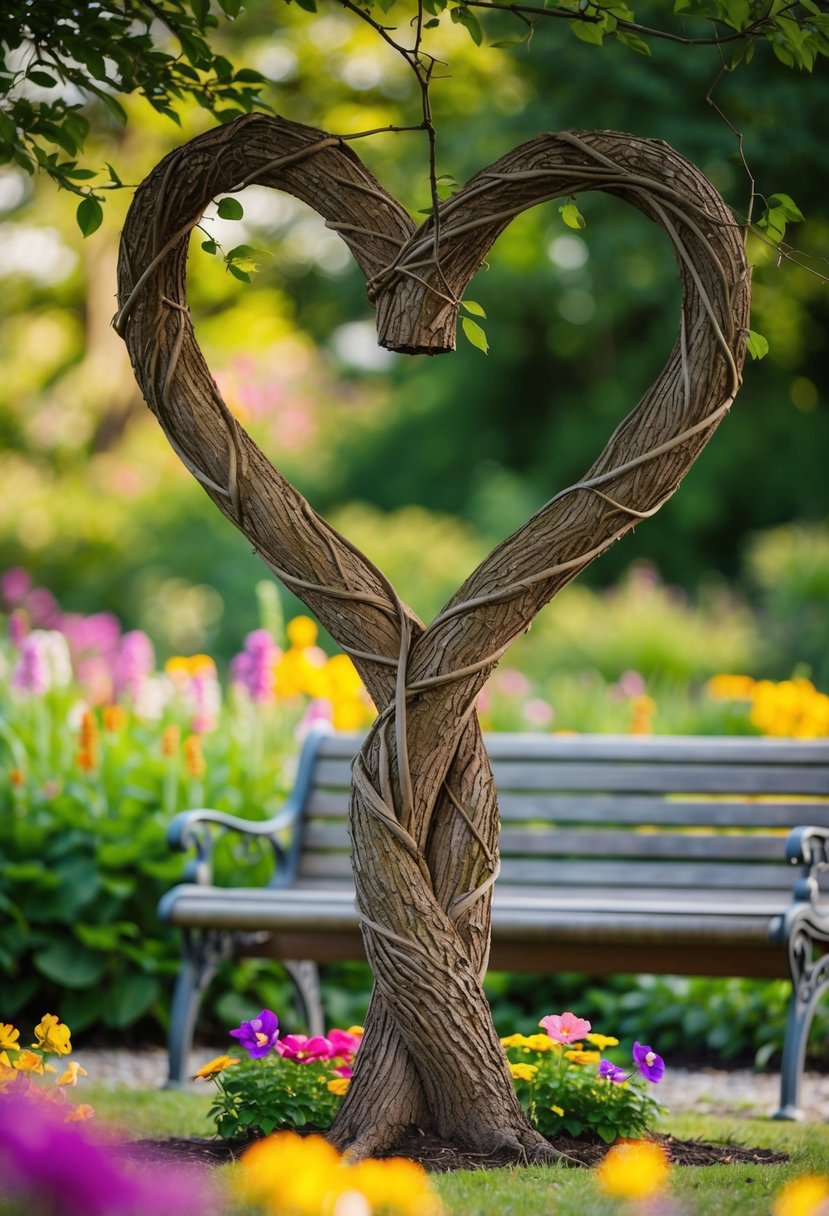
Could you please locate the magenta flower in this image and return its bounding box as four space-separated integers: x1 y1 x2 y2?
598 1060 627 1084
0 1093 219 1216
539 1012 592 1044
633 1041 665 1084
327 1028 362 1059
229 1009 280 1058
276 1034 333 1062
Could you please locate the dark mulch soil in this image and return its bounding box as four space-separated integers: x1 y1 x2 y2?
124 1131 788 1172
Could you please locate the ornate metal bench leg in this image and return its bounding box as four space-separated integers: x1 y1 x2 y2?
165 928 229 1088
774 924 829 1120
284 959 325 1036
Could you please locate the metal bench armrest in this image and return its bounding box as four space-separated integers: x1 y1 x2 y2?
785 826 829 903
167 722 332 885
166 803 300 885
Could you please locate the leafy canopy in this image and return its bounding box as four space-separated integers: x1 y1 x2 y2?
1 1 828 231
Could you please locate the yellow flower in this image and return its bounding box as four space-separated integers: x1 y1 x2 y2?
347 1157 444 1216
550 1104 565 1117
519 1033 559 1053
57 1061 88 1087
0 1024 20 1052
772 1175 829 1216
509 1063 539 1082
586 1033 619 1050
596 1140 671 1200
64 1103 95 1122
238 1131 344 1215
33 1014 72 1056
286 616 319 649
165 654 216 680
706 673 756 701
14 1049 45 1074
346 1026 364 1037
332 695 375 731
499 1033 530 1049
193 1054 240 1079
564 1049 601 1066
327 1077 350 1095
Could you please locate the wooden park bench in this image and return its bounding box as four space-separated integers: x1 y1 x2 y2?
159 726 829 1119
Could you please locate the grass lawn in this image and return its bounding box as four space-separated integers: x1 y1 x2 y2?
79 1084 829 1215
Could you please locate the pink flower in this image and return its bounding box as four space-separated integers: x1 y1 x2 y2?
523 698 554 727
539 1012 592 1044
114 630 155 702
0 567 31 607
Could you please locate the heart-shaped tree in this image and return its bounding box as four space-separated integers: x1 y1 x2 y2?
115 112 748 1160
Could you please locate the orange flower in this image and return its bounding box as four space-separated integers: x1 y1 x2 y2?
9 768 25 787
161 724 180 757
64 1103 95 1122
76 710 99 772
193 1054 239 1079
103 704 127 733
183 734 206 777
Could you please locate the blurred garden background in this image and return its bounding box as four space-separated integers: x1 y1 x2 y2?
1 2 828 1071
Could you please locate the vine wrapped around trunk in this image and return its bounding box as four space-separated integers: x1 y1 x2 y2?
115 114 749 1159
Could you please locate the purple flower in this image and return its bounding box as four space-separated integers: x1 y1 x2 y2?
0 1093 219 1216
230 629 281 703
598 1059 628 1084
229 1009 280 1058
633 1041 665 1084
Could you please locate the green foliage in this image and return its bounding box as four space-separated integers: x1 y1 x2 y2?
205 1053 343 1139
0 0 265 225
0 652 304 1037
745 519 829 686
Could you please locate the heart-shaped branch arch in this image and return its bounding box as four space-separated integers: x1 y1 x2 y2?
116 114 749 1159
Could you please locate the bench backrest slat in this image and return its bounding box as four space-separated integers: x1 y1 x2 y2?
295 731 829 891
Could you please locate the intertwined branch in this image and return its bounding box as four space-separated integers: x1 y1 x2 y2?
115 114 749 1153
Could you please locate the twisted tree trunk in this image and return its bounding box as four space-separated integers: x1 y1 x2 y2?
115 114 749 1160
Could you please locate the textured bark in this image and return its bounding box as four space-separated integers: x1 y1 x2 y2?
115 114 749 1159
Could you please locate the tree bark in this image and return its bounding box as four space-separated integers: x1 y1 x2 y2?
115 114 749 1159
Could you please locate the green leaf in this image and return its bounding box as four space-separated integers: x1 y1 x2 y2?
461 299 487 318
201 238 218 255
767 192 804 222
571 20 606 45
450 4 483 45
105 973 161 1028
217 196 244 220
746 329 769 360
33 940 105 989
559 201 586 230
461 316 489 354
28 70 58 88
615 29 652 55
228 263 252 282
76 196 103 237
292 0 318 10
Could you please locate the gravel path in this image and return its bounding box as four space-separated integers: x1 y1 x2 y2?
73 1047 829 1122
